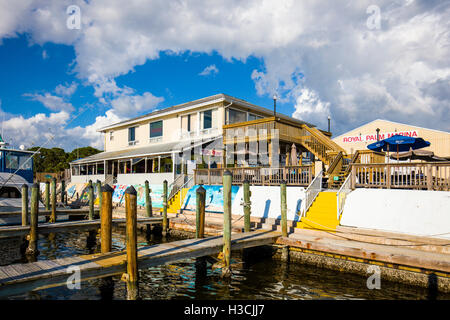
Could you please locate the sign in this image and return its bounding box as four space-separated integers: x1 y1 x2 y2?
342 130 419 143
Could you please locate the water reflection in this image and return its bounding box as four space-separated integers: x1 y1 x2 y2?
4 228 450 300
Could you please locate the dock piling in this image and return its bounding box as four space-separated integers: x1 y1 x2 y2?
50 178 56 223
61 180 66 205
100 184 113 253
196 185 206 239
21 184 28 226
96 180 102 216
45 180 50 211
222 170 232 277
26 183 39 256
243 179 251 233
88 181 94 220
162 180 168 237
145 180 152 217
125 186 139 300
280 180 287 237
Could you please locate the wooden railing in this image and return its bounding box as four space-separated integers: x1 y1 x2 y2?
350 162 450 191
194 165 313 186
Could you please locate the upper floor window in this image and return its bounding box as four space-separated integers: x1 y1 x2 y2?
248 113 263 121
109 131 114 141
128 127 136 142
203 110 212 129
150 120 163 138
228 108 246 124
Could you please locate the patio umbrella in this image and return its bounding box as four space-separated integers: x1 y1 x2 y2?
389 149 447 162
367 134 431 162
290 143 298 166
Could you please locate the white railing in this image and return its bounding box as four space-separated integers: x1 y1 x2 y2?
179 176 194 208
299 170 323 218
336 173 352 220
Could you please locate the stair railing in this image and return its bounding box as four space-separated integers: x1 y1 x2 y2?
299 170 323 218
336 172 352 220
178 175 194 212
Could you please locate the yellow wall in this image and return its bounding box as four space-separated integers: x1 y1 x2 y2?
332 119 450 157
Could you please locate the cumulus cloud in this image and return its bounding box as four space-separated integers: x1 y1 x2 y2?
54 82 78 97
0 0 449 147
199 64 219 76
24 92 75 112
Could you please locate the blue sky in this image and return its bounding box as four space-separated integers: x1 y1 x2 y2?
0 1 448 151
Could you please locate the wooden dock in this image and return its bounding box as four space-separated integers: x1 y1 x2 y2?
0 229 280 297
0 217 164 239
0 209 98 219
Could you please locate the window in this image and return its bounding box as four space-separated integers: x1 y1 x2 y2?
187 114 191 132
109 131 114 141
228 108 246 124
128 127 136 142
5 152 32 170
203 110 212 129
150 120 163 138
248 113 263 121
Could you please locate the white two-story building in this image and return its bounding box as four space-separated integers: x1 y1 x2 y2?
69 93 316 185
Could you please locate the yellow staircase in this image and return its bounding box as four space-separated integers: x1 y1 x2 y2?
164 188 190 214
297 191 339 231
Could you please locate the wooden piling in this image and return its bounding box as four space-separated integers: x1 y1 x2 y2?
125 186 139 300
50 177 56 223
45 181 50 211
243 179 251 233
196 185 206 239
61 180 66 205
26 183 39 256
96 180 102 216
222 170 232 277
21 184 28 226
162 180 168 236
100 184 113 254
280 180 287 237
145 180 152 217
88 181 94 220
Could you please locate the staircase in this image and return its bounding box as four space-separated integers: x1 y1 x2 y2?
297 191 339 231
329 163 350 189
300 125 346 165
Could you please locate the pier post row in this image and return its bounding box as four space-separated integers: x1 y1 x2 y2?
88 180 94 220
144 180 152 218
125 185 139 300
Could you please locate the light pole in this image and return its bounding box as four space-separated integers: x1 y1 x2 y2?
327 115 331 132
376 128 380 141
273 94 277 117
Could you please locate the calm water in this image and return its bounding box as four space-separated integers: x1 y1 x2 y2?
4 228 450 300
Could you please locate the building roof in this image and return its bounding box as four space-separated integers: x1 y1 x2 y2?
71 136 220 164
97 93 315 132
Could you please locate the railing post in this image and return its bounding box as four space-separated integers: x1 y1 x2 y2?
351 165 356 190
196 185 206 238
100 184 113 253
162 180 168 236
45 180 50 211
88 180 94 220
427 164 432 190
280 181 288 237
50 177 57 223
222 170 232 277
26 183 39 256
243 179 251 233
21 184 29 226
386 164 391 189
124 186 139 300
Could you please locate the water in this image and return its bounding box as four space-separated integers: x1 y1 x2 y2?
3 228 450 300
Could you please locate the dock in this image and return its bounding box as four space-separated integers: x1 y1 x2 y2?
0 229 280 297
0 216 164 239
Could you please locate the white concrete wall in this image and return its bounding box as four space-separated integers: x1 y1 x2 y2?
70 174 105 183
232 186 306 221
340 189 450 239
117 173 174 185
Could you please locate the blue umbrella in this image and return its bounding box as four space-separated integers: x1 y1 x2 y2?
367 134 431 161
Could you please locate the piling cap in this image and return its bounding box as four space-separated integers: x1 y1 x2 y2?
145 180 149 184
223 170 232 176
280 180 287 185
243 179 250 184
101 184 114 193
32 182 39 189
21 183 28 189
125 185 137 195
196 184 206 193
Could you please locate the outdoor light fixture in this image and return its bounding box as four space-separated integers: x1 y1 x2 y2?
327 115 331 132
376 128 380 141
273 94 277 117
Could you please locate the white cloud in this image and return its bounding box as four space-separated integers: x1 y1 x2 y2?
0 0 448 143
24 92 75 112
54 82 78 97
199 64 219 76
42 49 48 59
